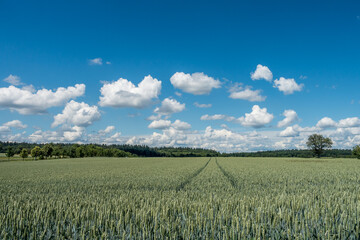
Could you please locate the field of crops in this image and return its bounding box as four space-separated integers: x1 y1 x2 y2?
1 157 360 239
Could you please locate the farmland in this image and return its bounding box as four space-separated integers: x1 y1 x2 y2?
1 157 360 239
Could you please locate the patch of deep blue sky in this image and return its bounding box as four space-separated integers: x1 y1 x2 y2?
1 0 360 137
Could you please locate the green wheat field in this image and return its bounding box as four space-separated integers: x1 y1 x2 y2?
1 157 360 239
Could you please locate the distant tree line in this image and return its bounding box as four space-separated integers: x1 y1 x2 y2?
3 143 136 160
224 134 356 158
155 147 219 157
2 139 360 160
0 142 219 159
222 149 355 158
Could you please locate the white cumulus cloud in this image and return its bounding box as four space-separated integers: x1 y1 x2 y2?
170 72 221 95
148 119 172 130
315 117 360 130
98 126 115 135
0 84 85 114
148 119 191 130
277 110 299 128
229 87 266 102
201 108 274 128
274 141 287 149
237 105 274 128
204 126 238 140
28 130 60 143
63 126 85 142
154 98 185 115
171 120 191 130
279 126 299 137
99 75 161 108
338 117 360 128
52 100 101 128
273 77 304 95
0 126 10 133
316 117 337 129
3 120 27 129
250 64 273 82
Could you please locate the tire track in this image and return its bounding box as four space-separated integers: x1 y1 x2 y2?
175 157 212 192
215 158 238 188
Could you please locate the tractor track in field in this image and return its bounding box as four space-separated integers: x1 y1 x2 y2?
215 158 238 188
175 157 212 192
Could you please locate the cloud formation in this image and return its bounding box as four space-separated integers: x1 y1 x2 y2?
194 102 212 108
88 58 103 65
279 126 299 137
237 105 274 128
250 64 273 82
229 87 266 102
171 120 191 130
148 119 191 130
52 100 101 128
3 66 360 152
204 126 241 140
99 75 161 108
315 117 360 129
277 110 299 128
0 84 85 114
201 106 273 128
316 117 337 129
3 120 27 129
98 126 115 135
170 72 221 95
154 98 185 115
3 74 23 85
148 119 172 129
0 126 10 133
63 126 85 142
338 117 360 128
201 114 228 121
28 130 61 143
13 114 360 152
125 125 273 153
273 77 304 95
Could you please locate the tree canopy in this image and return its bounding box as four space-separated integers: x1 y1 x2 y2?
352 145 360 159
19 148 28 160
6 147 15 160
306 134 333 158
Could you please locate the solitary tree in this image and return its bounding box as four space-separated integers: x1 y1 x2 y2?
353 145 360 159
6 147 15 160
19 148 28 160
31 146 41 160
306 134 333 158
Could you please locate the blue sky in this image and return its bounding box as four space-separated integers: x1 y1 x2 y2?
1 0 360 152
